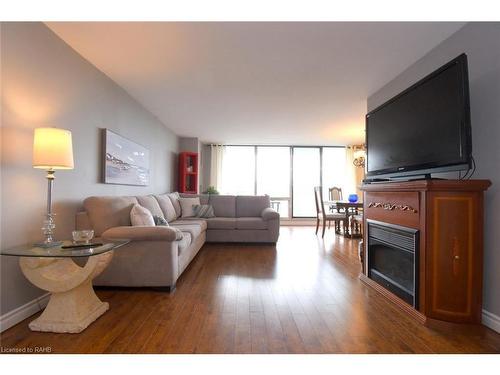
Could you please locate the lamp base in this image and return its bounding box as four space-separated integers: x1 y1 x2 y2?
34 241 63 248
39 211 60 248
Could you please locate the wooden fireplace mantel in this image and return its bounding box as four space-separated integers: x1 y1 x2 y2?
360 179 491 325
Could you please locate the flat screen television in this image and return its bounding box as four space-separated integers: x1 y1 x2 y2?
366 54 472 180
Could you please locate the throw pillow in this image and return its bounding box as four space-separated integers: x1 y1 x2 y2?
154 194 177 222
153 215 169 226
130 204 155 226
167 192 182 218
193 204 215 218
179 197 201 218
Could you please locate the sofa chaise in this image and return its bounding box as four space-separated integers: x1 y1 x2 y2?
75 193 280 290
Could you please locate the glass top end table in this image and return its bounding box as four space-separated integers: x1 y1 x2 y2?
1 240 129 333
1 240 129 258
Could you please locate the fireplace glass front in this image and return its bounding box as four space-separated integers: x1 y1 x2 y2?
367 221 419 307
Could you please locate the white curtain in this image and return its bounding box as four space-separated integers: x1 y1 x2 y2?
344 146 357 196
209 144 225 191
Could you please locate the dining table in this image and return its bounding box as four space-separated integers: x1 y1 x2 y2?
324 200 363 238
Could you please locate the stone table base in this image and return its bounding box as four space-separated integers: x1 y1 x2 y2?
19 251 113 333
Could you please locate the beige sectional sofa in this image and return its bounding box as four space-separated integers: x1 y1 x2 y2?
76 193 279 291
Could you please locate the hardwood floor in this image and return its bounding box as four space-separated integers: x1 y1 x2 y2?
1 227 499 354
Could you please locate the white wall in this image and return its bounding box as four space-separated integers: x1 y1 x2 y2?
200 143 212 193
367 22 500 318
179 137 199 154
0 22 179 315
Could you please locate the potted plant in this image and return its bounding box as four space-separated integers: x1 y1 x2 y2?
203 186 219 195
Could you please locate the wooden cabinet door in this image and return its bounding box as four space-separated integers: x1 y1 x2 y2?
425 192 483 323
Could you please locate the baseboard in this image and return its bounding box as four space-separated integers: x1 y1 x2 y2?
0 293 50 333
482 309 500 333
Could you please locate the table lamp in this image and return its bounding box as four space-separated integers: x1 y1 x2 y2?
32 127 74 247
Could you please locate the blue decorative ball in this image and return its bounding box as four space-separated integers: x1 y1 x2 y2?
348 194 358 203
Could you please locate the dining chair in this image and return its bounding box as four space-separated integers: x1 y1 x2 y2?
328 187 343 201
327 186 344 228
350 211 363 237
314 186 346 238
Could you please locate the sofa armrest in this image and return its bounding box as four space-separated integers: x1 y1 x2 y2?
261 207 280 221
101 226 183 242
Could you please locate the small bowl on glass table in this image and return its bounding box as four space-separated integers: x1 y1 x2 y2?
72 229 95 244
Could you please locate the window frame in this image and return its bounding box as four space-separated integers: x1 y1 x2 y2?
219 144 345 219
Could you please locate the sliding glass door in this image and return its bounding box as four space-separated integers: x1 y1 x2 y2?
256 147 291 218
292 147 320 217
219 145 346 219
322 147 347 201
221 146 255 195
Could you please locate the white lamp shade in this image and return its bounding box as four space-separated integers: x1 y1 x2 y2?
33 127 74 170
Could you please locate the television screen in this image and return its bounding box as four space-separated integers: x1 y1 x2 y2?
366 54 472 178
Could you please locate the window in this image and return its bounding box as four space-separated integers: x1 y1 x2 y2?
256 147 290 197
292 147 321 217
257 147 291 218
221 146 255 195
322 147 347 201
218 145 347 219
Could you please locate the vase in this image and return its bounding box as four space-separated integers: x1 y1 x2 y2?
348 194 358 203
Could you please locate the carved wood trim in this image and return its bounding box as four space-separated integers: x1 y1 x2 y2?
367 202 418 213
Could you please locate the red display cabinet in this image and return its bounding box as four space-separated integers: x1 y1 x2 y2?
178 152 198 193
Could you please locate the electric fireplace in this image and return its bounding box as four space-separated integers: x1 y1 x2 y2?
367 221 419 308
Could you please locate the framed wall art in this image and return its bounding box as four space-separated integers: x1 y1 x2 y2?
103 129 150 186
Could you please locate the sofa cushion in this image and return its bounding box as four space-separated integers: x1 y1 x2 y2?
179 197 201 218
205 217 237 229
180 193 209 205
236 195 270 217
130 204 155 226
236 217 268 230
154 194 177 222
170 223 203 239
136 195 164 218
167 192 182 218
209 195 236 217
173 219 208 232
84 196 138 236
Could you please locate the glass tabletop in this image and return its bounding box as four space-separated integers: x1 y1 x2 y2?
0 240 130 258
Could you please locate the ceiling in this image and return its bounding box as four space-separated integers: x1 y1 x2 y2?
46 22 465 145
